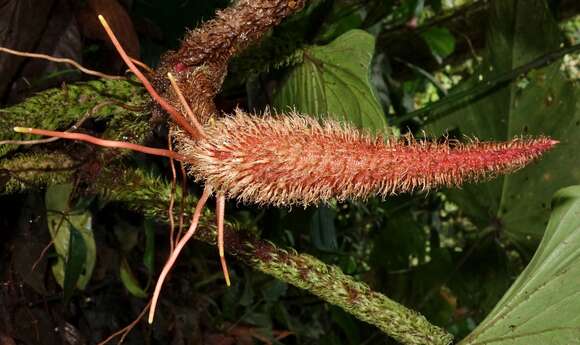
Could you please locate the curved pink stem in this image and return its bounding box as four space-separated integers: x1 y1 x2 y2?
148 186 212 324
14 127 189 161
216 194 231 286
97 15 199 138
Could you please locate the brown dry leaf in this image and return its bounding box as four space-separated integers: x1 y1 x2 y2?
76 0 140 60
0 0 56 101
11 234 49 295
0 333 17 345
6 0 82 102
13 307 58 345
204 334 236 345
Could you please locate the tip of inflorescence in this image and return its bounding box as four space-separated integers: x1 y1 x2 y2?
13 127 31 133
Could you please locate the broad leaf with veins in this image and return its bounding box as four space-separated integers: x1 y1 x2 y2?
460 185 580 345
274 29 391 133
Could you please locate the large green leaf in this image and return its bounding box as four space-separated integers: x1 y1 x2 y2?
460 185 580 344
45 183 96 291
429 0 580 249
274 29 390 133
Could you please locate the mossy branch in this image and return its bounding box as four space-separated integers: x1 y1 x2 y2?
0 79 148 157
0 80 152 192
94 166 453 345
0 152 76 193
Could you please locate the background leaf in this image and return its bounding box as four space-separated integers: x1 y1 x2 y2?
119 257 148 299
460 185 580 344
62 227 86 304
310 206 338 251
420 27 456 63
274 29 390 133
428 0 580 250
143 220 155 276
315 3 363 43
45 183 96 290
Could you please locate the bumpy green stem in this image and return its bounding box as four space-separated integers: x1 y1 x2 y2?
241 244 452 345
0 151 453 344
94 166 453 345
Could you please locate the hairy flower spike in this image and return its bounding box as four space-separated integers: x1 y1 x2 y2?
176 110 557 207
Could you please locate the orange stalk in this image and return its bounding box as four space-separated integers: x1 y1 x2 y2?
148 186 213 324
14 127 189 161
216 194 231 286
97 15 199 138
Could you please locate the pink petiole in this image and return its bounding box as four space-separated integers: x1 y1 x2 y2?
14 127 189 161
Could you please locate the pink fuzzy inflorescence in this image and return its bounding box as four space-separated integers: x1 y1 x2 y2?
176 110 557 206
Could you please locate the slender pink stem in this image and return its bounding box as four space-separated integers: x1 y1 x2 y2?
15 127 189 161
97 15 199 138
0 46 122 80
148 186 212 324
167 72 207 139
168 134 178 252
216 194 230 286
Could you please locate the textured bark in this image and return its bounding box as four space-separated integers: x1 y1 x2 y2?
158 0 305 69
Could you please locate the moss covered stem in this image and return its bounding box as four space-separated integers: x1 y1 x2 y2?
95 166 453 345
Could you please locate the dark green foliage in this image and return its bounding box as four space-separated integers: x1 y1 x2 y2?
273 29 391 133
429 0 580 252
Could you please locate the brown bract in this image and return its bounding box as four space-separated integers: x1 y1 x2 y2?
153 0 306 125
164 0 305 67
176 109 557 207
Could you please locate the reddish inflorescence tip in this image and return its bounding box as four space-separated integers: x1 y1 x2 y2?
176 110 557 207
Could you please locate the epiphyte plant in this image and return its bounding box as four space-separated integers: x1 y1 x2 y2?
9 0 557 326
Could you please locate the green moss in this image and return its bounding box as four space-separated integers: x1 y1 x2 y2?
0 79 148 157
0 152 75 193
